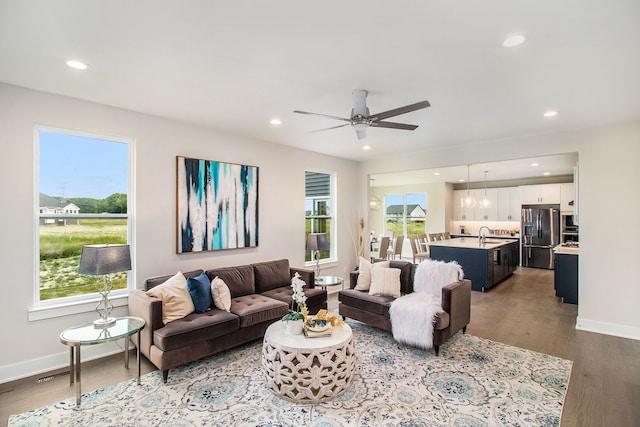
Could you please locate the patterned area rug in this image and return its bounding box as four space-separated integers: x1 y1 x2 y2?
9 321 572 426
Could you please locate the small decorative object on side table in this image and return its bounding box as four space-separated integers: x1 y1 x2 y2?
60 316 145 407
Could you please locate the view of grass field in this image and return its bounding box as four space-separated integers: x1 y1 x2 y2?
39 219 128 300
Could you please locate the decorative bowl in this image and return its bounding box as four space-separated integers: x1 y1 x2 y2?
305 318 330 332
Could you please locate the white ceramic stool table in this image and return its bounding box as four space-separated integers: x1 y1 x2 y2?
262 320 355 403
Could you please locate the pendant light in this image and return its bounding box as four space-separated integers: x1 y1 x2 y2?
461 165 477 208
369 178 381 211
479 171 491 209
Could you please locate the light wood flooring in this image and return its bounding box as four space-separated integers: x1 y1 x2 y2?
1 267 639 425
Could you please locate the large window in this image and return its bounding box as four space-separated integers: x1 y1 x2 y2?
305 171 334 262
36 126 132 305
384 193 426 237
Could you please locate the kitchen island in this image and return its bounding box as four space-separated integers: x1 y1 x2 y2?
429 237 519 292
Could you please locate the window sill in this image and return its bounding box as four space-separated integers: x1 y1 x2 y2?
28 293 129 322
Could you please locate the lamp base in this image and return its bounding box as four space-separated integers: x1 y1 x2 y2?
93 317 116 328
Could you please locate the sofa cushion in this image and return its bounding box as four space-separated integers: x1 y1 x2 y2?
355 257 390 291
187 272 213 313
252 259 291 293
211 276 232 312
369 267 401 298
434 311 450 331
153 309 240 352
205 265 255 298
230 294 289 327
261 286 326 313
146 272 196 325
338 288 395 316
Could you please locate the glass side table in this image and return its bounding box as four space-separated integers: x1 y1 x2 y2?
60 316 145 407
315 275 344 290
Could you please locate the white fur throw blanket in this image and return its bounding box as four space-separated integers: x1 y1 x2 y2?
389 260 464 349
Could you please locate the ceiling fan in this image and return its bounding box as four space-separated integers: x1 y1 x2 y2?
294 90 430 140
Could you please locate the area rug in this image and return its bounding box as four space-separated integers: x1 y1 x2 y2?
9 321 572 427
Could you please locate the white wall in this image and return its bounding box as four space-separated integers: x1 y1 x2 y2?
360 120 640 340
0 83 359 382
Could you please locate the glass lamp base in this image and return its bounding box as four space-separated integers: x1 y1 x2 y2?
93 317 116 328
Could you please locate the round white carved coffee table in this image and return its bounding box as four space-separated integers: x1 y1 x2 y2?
262 321 355 403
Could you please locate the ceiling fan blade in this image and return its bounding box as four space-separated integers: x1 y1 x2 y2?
309 123 350 133
355 128 367 140
370 121 418 131
293 110 351 122
370 100 430 121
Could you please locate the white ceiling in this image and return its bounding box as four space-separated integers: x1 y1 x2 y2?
1 1 639 165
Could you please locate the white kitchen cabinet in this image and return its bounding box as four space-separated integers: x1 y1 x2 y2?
520 184 561 205
474 188 498 221
498 187 521 221
560 183 575 213
453 189 474 220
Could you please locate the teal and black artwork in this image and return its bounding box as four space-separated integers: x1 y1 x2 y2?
177 156 258 253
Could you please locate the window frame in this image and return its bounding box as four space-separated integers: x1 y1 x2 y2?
31 125 135 319
304 170 336 265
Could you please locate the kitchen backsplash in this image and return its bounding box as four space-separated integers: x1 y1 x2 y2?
450 220 520 236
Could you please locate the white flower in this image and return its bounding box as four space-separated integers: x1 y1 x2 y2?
291 272 307 309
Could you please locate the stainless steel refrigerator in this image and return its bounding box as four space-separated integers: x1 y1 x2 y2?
521 205 560 269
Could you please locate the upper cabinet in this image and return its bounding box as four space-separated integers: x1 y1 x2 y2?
560 183 574 213
453 189 473 221
519 184 561 205
498 187 521 221
474 188 499 221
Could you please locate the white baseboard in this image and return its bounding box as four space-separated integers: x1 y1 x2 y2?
576 316 640 341
0 341 125 384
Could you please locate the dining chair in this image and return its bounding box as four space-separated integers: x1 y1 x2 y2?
428 233 443 242
388 235 404 260
409 236 430 263
371 236 390 261
443 231 451 239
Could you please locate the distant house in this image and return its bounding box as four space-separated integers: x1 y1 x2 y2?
386 204 426 222
39 194 80 225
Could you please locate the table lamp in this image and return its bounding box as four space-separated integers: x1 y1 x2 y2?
306 233 329 280
78 244 131 327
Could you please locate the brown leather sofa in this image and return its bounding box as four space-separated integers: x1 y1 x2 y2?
338 260 471 355
128 259 326 382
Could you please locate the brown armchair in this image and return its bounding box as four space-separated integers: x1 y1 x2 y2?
338 260 471 355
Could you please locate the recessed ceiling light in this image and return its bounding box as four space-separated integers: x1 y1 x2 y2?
270 118 281 125
66 60 88 70
459 179 465 182
502 34 526 48
531 163 539 167
362 145 371 150
434 172 440 176
543 111 558 118
543 172 551 176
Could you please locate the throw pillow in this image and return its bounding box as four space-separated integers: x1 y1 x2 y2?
355 257 390 291
146 271 195 324
211 276 232 312
187 272 213 313
368 267 401 298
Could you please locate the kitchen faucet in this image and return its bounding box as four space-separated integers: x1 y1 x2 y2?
478 226 491 246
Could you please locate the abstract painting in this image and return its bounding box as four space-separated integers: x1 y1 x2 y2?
177 156 258 253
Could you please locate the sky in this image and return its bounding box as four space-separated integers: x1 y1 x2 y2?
39 131 128 199
385 193 426 209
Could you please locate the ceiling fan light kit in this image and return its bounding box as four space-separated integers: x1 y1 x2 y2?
294 89 430 140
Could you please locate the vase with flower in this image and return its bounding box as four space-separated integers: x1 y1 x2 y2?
282 272 308 334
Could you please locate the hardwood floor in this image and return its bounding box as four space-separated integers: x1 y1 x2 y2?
1 267 639 425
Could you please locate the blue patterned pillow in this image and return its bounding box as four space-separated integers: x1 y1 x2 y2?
187 272 213 313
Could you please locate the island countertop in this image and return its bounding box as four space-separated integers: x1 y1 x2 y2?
430 237 519 250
